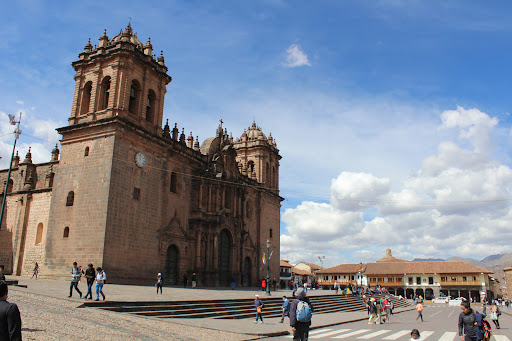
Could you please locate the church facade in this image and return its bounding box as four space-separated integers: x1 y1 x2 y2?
0 24 282 286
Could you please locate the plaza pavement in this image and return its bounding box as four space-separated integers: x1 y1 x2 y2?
6 275 414 337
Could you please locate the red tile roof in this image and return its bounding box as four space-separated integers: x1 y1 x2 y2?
292 268 312 276
317 263 365 274
280 260 293 268
316 261 493 276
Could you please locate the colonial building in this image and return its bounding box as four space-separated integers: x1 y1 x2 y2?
0 24 282 286
317 249 497 301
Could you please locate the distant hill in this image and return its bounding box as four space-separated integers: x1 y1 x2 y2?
412 258 445 262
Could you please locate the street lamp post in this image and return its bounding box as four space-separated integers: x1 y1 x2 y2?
266 239 271 296
0 113 21 230
358 261 363 294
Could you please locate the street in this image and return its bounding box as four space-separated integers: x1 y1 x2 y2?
263 304 512 341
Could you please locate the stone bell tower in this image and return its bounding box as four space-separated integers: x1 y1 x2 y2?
69 23 172 135
233 122 281 193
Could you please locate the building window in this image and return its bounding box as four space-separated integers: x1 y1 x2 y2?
408 277 413 285
63 227 70 238
128 80 141 115
473 276 477 281
146 89 156 123
462 276 467 281
416 277 421 285
224 188 232 209
7 179 13 193
429 277 434 285
100 76 111 110
35 223 43 244
441 276 447 281
270 228 273 238
80 81 92 115
84 146 89 157
170 172 177 193
66 191 74 206
397 278 403 282
133 188 140 200
451 276 457 281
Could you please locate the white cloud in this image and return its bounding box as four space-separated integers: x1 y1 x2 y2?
280 107 512 264
0 110 62 169
283 43 311 68
16 100 24 105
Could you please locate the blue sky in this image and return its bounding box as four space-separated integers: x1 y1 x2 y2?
2 1 512 266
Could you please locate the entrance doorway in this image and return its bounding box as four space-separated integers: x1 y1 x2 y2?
218 229 232 286
243 257 252 287
165 245 179 285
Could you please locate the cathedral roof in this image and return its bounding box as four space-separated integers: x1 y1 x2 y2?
108 23 144 49
244 121 266 140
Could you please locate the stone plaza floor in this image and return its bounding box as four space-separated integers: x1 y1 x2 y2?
5 275 413 340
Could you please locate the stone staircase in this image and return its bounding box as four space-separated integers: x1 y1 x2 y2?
81 293 411 319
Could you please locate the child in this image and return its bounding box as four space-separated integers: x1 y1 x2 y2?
410 329 422 340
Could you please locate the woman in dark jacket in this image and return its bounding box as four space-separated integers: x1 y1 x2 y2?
459 301 477 341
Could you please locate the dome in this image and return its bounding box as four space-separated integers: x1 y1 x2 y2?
244 121 266 140
108 23 144 50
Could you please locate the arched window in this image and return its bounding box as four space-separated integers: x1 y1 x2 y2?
7 179 13 193
80 81 92 115
35 223 44 244
100 76 111 110
146 89 156 123
63 227 70 238
247 161 255 173
272 166 276 189
128 80 141 115
170 172 177 193
266 163 270 186
66 191 74 206
84 146 89 157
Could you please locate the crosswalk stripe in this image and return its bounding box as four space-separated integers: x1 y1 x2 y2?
382 330 410 340
494 336 511 341
332 329 370 339
420 331 434 340
356 330 391 339
310 329 350 338
309 329 332 335
437 331 456 341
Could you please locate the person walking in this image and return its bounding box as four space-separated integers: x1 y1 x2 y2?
84 264 96 300
280 296 290 323
191 273 197 289
474 309 486 341
334 282 339 294
368 298 378 324
489 302 500 329
68 262 82 298
382 297 392 323
0 282 22 341
459 301 477 341
31 262 39 280
416 300 424 322
95 267 106 301
289 288 313 341
156 273 163 294
254 294 264 323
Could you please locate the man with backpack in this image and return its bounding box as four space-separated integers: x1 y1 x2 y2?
289 288 313 341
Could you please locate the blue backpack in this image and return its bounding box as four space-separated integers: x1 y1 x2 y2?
296 300 312 322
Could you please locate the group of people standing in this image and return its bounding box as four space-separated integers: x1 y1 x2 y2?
69 262 106 301
366 296 394 324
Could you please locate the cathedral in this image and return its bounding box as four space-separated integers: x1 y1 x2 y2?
0 24 282 286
